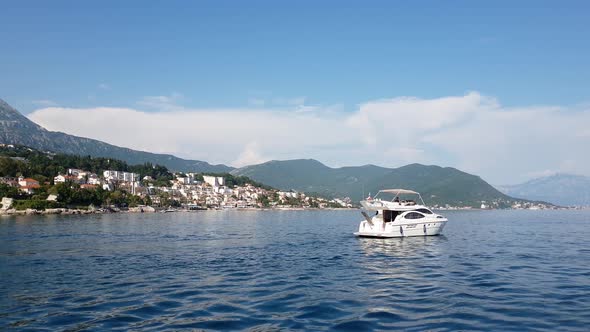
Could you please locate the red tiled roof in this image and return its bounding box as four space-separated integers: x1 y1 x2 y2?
20 184 40 189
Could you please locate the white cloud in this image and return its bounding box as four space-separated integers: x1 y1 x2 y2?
27 92 590 183
422 105 590 182
347 92 495 146
98 83 110 90
233 141 267 167
28 105 356 169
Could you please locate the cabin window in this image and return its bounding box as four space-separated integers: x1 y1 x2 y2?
383 210 400 222
405 212 424 219
383 210 392 222
416 208 433 214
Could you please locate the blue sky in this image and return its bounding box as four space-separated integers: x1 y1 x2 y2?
2 0 589 111
2 1 590 183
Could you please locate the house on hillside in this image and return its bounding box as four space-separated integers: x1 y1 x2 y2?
54 174 85 184
67 168 86 176
18 177 40 194
87 173 101 185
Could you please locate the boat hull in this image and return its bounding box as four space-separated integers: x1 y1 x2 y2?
354 220 447 238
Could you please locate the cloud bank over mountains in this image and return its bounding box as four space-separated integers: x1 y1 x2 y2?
28 92 590 183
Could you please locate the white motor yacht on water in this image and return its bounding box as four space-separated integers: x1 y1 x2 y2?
354 189 448 238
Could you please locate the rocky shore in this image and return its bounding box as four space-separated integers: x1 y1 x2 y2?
0 208 102 216
0 205 356 216
0 205 159 217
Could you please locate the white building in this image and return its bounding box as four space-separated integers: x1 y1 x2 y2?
278 191 298 198
103 170 139 183
176 176 189 184
203 176 224 187
87 174 101 185
55 174 85 184
54 174 68 183
67 168 86 176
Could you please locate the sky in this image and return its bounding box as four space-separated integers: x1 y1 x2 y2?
1 1 589 184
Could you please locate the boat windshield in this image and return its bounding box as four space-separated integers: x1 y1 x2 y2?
416 208 433 214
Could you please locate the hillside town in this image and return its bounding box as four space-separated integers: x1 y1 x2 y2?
0 166 354 214
434 199 558 210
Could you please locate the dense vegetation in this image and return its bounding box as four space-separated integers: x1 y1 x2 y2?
0 145 172 182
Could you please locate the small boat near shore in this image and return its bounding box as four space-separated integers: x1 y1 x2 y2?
354 189 448 238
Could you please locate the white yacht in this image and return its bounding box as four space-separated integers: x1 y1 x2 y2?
354 189 447 238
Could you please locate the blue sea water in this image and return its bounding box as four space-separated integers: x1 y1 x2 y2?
1 210 589 331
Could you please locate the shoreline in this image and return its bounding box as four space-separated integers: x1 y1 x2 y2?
1 206 585 217
0 206 358 216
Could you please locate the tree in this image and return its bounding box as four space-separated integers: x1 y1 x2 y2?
53 182 76 204
0 183 20 199
257 194 270 208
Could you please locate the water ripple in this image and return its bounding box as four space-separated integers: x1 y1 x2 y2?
1 210 590 331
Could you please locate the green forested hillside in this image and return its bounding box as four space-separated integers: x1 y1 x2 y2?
0 145 172 183
232 159 514 206
0 99 233 173
365 164 510 206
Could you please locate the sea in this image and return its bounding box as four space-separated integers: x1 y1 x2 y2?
1 210 589 331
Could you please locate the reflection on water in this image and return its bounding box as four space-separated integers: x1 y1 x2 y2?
1 210 590 331
358 235 446 258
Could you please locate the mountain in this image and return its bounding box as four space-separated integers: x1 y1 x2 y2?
498 174 590 206
232 159 513 206
0 99 233 173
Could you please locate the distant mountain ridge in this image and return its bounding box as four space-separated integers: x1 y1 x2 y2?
0 99 233 173
498 173 590 206
232 159 515 206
